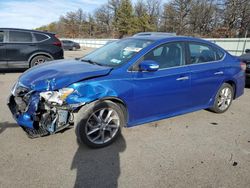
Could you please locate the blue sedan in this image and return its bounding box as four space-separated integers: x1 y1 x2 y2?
8 35 245 148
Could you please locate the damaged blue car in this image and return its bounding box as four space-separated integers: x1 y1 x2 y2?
8 35 245 148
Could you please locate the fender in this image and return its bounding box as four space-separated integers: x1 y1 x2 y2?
208 79 237 107
66 81 132 124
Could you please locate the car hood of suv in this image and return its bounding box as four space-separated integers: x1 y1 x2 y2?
19 59 112 91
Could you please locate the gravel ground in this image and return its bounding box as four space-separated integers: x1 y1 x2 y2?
0 49 250 188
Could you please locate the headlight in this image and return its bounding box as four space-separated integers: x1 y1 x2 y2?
40 88 74 105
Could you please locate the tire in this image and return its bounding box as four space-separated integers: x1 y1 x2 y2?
30 55 51 67
210 83 234 113
74 100 125 148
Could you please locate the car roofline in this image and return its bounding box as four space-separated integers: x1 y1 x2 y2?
0 28 55 35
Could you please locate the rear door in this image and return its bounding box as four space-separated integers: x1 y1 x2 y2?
6 30 36 68
0 30 7 68
187 42 226 107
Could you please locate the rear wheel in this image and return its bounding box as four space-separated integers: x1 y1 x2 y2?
210 83 234 113
30 55 51 67
75 100 125 148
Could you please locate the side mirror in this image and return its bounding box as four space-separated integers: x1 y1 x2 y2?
245 49 250 53
139 60 159 72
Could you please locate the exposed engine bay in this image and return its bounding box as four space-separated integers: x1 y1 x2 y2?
8 83 79 138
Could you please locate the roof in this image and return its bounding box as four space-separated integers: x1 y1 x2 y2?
0 28 54 35
130 35 226 53
133 32 176 37
132 34 213 43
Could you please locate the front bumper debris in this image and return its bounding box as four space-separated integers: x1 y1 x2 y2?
7 89 78 138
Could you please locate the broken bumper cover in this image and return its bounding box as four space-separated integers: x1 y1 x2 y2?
8 91 86 131
8 93 40 129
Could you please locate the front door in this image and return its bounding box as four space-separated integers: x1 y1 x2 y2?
129 42 192 124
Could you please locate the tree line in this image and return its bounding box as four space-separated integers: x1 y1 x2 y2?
35 0 250 38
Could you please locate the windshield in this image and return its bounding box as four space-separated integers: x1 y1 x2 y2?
81 38 153 67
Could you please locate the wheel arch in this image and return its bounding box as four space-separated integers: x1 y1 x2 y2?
99 97 129 126
224 80 236 99
28 52 54 67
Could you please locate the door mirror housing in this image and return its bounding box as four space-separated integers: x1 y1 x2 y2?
245 49 250 53
139 60 159 72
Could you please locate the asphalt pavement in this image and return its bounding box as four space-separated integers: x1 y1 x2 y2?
0 49 250 188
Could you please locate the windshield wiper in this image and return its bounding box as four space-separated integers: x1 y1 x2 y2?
81 59 104 66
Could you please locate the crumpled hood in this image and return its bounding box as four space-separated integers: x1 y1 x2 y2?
19 59 112 91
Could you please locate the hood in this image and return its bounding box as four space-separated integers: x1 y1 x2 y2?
19 59 112 91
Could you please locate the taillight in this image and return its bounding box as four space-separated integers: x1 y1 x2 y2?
53 41 62 47
53 34 62 47
240 61 246 72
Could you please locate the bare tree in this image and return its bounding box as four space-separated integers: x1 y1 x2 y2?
224 0 250 37
189 0 216 36
95 4 113 36
35 0 250 38
146 0 161 31
160 0 192 35
160 3 178 32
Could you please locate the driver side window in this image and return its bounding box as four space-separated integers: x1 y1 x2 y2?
143 42 185 69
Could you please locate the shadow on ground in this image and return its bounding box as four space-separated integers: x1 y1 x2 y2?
71 135 126 188
0 122 19 134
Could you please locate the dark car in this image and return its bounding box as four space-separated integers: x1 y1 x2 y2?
8 35 245 148
0 28 64 69
239 49 250 85
61 40 80 51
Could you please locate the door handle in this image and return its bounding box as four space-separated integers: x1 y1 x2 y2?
176 76 189 81
214 71 224 75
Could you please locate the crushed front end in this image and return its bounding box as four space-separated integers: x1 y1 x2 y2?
7 82 80 138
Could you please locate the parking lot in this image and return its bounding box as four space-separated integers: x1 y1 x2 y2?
0 49 250 188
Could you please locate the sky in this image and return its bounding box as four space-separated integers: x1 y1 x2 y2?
0 0 109 29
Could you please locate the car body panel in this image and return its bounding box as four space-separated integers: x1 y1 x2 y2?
239 53 250 84
128 66 192 125
19 59 112 91
8 36 245 131
61 40 81 50
0 28 64 69
0 44 7 68
0 30 7 68
188 61 226 107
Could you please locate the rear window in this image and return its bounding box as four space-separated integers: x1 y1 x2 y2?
34 33 49 42
0 31 4 42
9 31 32 42
188 43 218 64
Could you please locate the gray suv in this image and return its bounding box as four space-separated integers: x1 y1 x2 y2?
0 28 64 69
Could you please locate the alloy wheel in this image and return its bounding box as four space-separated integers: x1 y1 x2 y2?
33 58 46 66
217 87 232 111
85 108 120 145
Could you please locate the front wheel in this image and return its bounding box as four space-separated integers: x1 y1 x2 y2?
74 100 125 148
210 83 234 113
